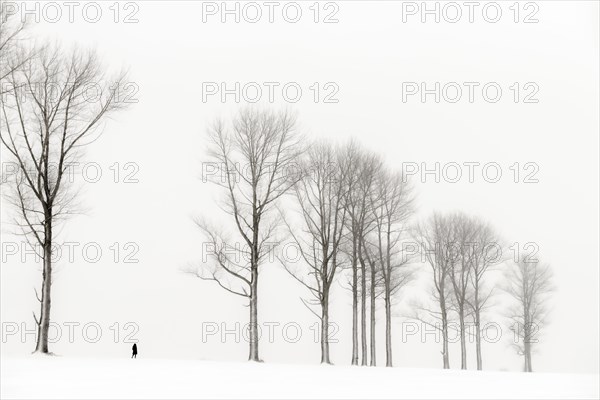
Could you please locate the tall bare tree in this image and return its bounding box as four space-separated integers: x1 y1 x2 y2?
279 141 347 364
0 45 128 353
464 219 503 370
366 169 414 367
413 213 460 369
195 108 302 362
504 256 553 372
449 213 477 370
338 141 361 365
342 145 381 366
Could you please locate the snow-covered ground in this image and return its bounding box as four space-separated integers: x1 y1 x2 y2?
1 356 598 399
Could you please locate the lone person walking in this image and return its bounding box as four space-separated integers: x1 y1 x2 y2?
132 343 138 359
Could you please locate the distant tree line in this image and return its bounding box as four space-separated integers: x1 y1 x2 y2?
195 108 554 372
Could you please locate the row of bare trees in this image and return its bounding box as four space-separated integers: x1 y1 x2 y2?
1 10 129 354
196 108 554 372
196 109 415 365
413 213 502 370
277 140 414 367
337 143 415 368
1 11 554 371
413 213 554 372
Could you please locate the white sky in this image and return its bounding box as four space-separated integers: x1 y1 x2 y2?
1 1 598 374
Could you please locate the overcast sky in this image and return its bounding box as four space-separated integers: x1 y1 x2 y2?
1 1 598 375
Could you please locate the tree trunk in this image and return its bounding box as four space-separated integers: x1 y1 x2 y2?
441 297 450 369
473 283 482 371
524 325 532 372
459 306 467 370
351 243 358 366
475 309 482 370
359 256 367 366
321 294 331 364
34 218 52 354
248 266 260 362
369 261 376 367
384 284 393 367
523 341 530 372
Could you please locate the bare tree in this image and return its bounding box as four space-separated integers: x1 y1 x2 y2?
358 171 383 368
338 141 361 366
504 255 554 372
449 213 477 370
342 145 381 366
279 141 347 364
366 169 414 367
0 45 128 353
413 213 460 369
464 219 503 370
195 108 302 362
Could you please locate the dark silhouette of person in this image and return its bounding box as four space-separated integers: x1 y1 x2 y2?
132 343 138 359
